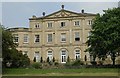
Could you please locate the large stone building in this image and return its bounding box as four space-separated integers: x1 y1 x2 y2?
9 5 97 63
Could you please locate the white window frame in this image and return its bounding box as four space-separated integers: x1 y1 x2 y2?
13 34 19 43
23 34 29 43
87 20 92 25
61 33 66 42
34 51 40 62
75 32 80 41
61 50 67 63
47 34 52 42
47 51 53 62
75 49 80 60
74 21 80 26
34 35 40 43
48 22 52 28
61 22 65 27
35 23 40 28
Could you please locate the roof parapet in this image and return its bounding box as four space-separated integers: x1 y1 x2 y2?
32 15 36 18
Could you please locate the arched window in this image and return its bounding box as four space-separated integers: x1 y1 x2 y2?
47 50 53 62
61 49 67 63
34 51 40 62
75 49 80 60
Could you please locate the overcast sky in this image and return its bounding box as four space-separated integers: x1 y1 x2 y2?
1 1 119 28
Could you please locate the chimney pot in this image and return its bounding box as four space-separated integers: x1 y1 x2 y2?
61 5 64 9
43 12 45 16
81 9 84 13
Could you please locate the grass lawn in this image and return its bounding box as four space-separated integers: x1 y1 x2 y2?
2 68 119 76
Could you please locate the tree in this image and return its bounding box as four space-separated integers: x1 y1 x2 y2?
2 26 30 67
10 50 30 68
86 8 120 65
2 26 17 67
18 51 30 67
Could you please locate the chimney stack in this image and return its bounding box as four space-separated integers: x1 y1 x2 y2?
43 12 45 16
81 9 84 13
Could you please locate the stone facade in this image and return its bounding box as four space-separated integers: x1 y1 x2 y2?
9 6 97 63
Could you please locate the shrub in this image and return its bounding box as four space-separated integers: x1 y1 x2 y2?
65 62 72 67
90 61 97 65
54 62 59 66
49 61 53 66
98 61 103 65
72 60 84 66
31 62 42 69
19 54 30 68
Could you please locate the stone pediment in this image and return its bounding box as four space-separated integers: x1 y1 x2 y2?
43 9 80 18
29 9 96 20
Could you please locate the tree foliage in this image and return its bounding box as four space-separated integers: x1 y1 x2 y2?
86 8 120 65
2 26 30 68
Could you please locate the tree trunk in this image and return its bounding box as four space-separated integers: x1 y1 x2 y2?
111 53 115 65
112 57 115 65
112 58 115 65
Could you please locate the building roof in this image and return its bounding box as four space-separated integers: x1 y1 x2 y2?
29 8 97 20
8 27 29 32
